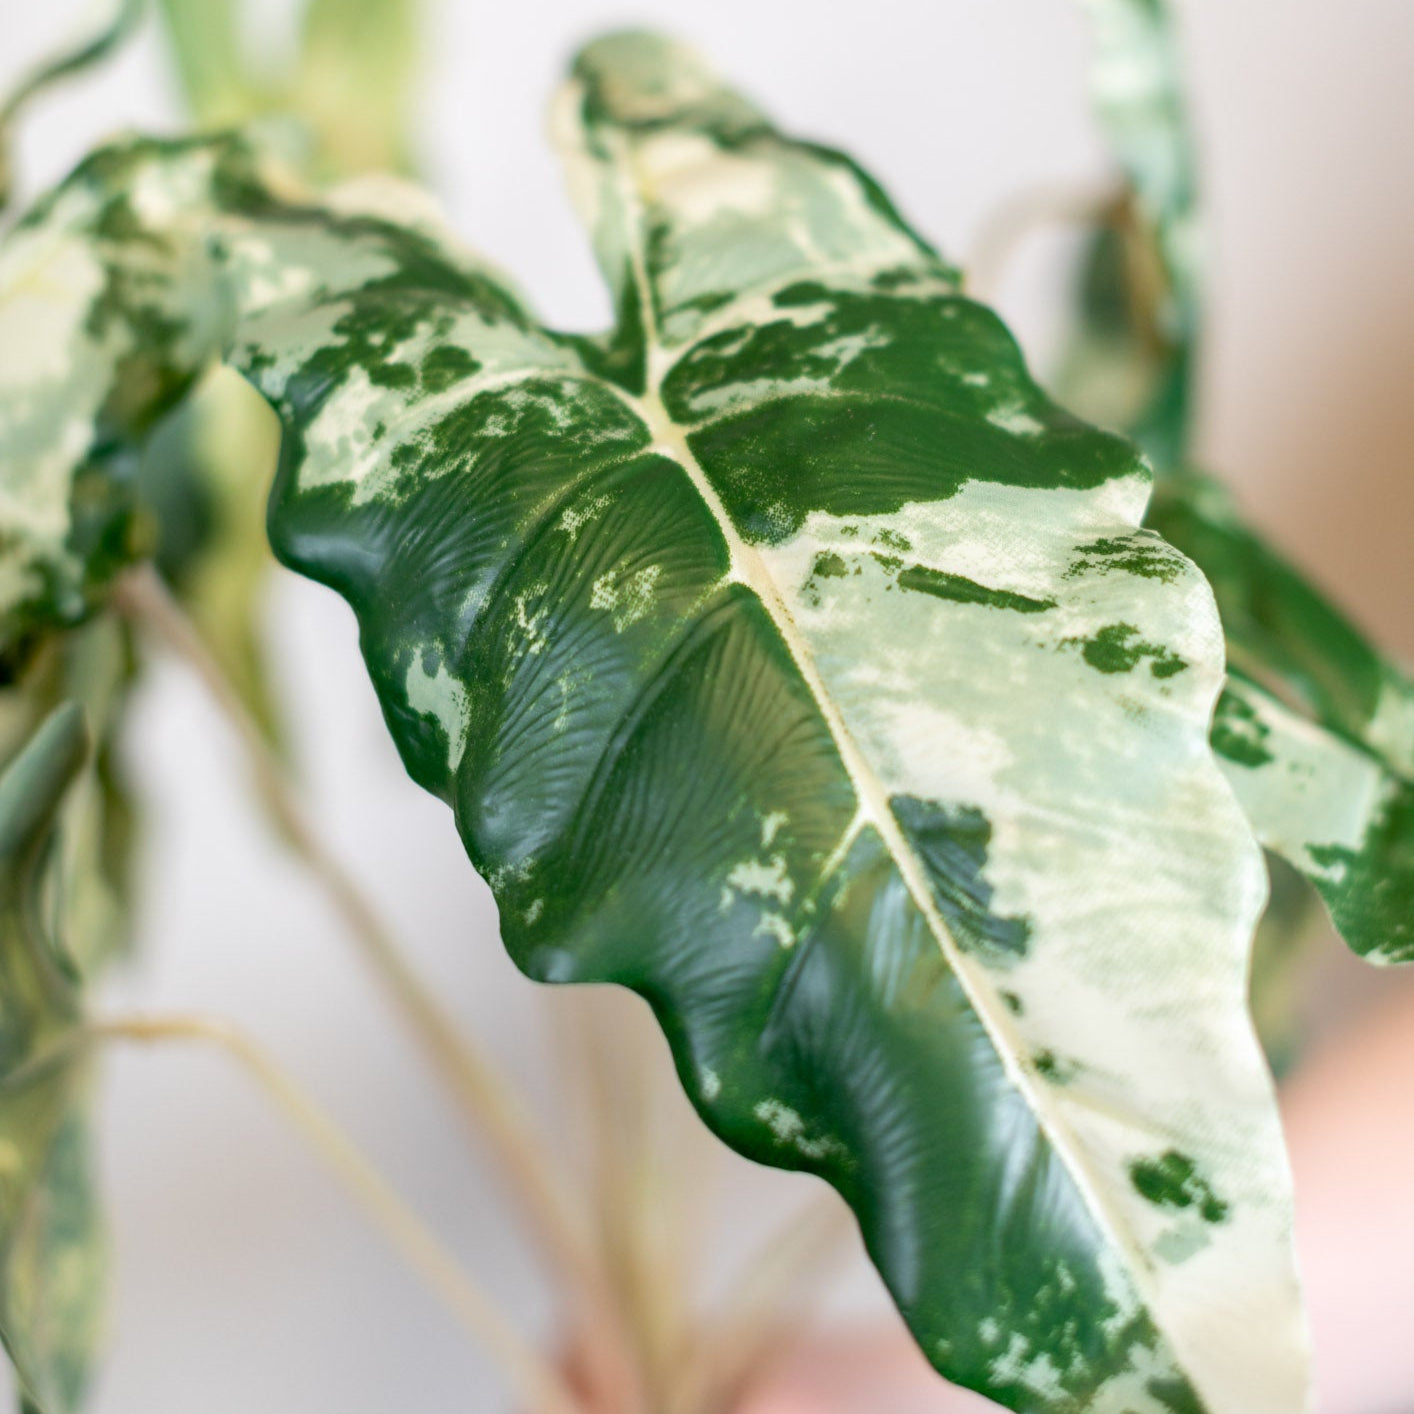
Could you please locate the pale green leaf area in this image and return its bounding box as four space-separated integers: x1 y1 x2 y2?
155 0 420 179
1067 0 1414 968
0 30 1313 1414
0 705 105 1414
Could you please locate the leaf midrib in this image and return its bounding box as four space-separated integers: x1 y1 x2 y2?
583 115 1179 1361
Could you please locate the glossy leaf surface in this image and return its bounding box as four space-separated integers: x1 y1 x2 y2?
0 705 104 1414
0 36 1310 1411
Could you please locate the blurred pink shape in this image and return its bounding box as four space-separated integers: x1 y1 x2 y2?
733 1328 989 1414
1284 980 1414 1414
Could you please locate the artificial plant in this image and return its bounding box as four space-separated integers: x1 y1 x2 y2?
0 2 1408 1413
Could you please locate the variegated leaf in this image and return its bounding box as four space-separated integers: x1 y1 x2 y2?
1214 676 1412 967
0 704 105 1414
0 35 1309 1412
0 141 224 667
1150 474 1414 964
1069 0 1414 965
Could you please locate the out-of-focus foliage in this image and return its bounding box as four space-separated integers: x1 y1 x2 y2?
155 0 419 178
1067 0 1198 472
0 2 1407 1411
0 705 106 1414
136 367 284 741
0 623 137 983
0 10 426 1403
0 0 145 213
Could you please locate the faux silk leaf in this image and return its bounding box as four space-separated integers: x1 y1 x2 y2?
0 704 105 1414
1069 0 1414 964
0 36 1309 1411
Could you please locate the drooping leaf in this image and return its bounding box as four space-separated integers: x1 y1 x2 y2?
1068 0 1414 966
0 704 105 1414
0 35 1311 1411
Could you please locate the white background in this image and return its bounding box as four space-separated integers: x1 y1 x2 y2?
2 1 1413 1411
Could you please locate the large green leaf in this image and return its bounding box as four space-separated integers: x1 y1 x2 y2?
0 36 1310 1411
0 704 105 1414
1068 0 1414 966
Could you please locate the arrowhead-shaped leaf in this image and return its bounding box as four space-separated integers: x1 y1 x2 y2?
0 33 1311 1411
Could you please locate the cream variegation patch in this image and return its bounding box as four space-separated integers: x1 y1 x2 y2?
754 482 1306 1414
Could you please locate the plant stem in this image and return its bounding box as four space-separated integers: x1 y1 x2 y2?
86 1012 587 1414
112 565 628 1386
